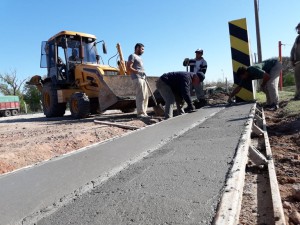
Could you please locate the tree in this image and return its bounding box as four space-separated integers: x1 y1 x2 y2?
23 83 42 112
0 69 27 95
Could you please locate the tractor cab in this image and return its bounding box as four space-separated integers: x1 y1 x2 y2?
40 31 107 84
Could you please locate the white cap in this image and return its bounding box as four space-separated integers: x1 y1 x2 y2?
195 48 203 53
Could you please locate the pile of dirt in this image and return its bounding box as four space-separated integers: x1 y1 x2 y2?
264 106 300 224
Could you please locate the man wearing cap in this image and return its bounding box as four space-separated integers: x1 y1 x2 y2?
290 23 300 100
156 71 200 119
183 49 208 102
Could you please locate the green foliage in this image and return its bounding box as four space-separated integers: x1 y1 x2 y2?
285 100 300 116
255 91 266 103
23 84 42 112
282 85 295 92
256 86 300 117
283 72 295 86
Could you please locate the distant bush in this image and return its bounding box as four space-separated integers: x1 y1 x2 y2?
283 72 295 86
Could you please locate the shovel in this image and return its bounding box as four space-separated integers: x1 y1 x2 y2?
144 78 165 116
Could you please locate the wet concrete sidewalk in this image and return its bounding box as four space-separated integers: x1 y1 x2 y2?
0 105 222 225
36 103 253 225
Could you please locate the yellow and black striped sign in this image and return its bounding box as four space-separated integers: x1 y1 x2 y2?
229 18 254 101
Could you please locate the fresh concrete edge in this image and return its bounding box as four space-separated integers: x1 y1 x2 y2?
260 106 287 225
212 103 256 225
21 109 224 225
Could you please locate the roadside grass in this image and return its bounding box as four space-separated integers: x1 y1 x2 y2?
255 86 300 116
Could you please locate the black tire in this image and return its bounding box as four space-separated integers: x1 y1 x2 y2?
11 110 18 116
42 82 66 117
69 92 90 119
121 108 135 113
4 110 11 117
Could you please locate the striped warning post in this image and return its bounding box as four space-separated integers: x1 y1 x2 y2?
229 18 254 101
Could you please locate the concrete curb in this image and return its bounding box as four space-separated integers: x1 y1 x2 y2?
213 104 286 225
260 106 286 225
212 103 256 224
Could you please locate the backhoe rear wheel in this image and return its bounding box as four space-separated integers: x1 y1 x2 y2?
69 92 90 119
42 82 66 117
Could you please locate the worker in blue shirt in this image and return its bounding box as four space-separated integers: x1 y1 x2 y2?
156 71 201 119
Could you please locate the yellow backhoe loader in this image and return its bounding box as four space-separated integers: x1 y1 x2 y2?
27 31 162 118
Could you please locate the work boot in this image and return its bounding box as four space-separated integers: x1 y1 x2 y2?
293 96 300 100
265 103 278 111
137 114 150 118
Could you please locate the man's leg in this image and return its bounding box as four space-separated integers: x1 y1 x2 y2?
141 79 149 115
263 87 271 106
266 61 282 107
156 79 175 119
294 63 300 99
194 82 205 100
133 78 144 115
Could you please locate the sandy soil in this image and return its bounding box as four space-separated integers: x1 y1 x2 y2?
0 92 229 176
239 101 300 225
264 104 300 225
0 110 160 174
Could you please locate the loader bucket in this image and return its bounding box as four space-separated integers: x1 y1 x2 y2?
26 75 43 92
101 75 162 112
97 75 118 111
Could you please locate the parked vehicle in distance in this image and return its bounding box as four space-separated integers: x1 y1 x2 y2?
0 96 20 117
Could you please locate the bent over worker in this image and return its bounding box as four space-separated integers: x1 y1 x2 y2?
228 58 282 110
156 71 201 119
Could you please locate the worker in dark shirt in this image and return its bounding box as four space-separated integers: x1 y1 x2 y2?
228 58 282 110
156 71 201 119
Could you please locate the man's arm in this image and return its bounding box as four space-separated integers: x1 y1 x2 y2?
200 60 208 74
126 61 137 74
290 43 296 66
126 55 140 75
228 85 242 100
180 79 194 109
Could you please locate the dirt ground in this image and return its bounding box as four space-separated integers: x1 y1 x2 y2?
0 110 161 175
0 93 228 176
264 103 300 225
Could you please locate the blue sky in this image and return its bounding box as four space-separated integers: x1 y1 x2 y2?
0 0 299 84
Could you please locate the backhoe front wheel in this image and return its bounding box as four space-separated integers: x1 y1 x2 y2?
69 92 90 119
42 82 66 117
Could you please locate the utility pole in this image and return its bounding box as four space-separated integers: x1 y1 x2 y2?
254 0 262 63
279 41 283 91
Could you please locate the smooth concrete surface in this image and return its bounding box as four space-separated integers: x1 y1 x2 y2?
35 104 253 225
0 106 226 225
